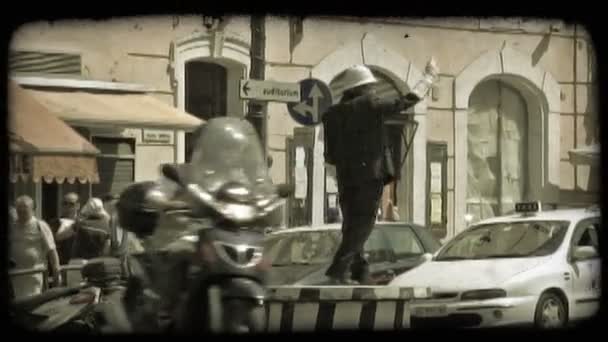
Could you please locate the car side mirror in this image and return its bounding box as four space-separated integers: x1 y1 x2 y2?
420 253 433 263
572 246 599 261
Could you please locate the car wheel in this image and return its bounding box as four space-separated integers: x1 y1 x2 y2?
534 292 567 329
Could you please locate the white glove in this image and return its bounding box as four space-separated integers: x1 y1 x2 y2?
424 56 440 81
410 57 441 99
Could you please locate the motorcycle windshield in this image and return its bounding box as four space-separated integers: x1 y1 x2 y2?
144 119 281 251
188 118 274 196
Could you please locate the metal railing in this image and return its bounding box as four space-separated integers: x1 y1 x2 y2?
9 263 88 291
9 265 49 290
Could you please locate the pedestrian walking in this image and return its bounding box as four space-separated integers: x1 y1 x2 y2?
10 196 62 298
69 198 112 260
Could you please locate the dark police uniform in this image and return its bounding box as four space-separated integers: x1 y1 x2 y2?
322 92 419 282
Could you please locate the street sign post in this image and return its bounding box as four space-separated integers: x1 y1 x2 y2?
287 79 333 126
239 79 301 103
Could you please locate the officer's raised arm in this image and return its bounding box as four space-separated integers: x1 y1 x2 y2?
401 57 440 109
368 57 440 115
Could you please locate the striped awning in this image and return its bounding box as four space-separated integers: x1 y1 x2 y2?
10 154 100 184
9 80 100 184
23 87 203 131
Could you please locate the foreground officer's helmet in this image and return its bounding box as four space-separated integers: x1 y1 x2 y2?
334 65 378 93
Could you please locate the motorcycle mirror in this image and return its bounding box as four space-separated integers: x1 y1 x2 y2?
161 164 184 187
276 183 293 198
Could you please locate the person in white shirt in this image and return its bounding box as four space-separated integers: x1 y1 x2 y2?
10 195 62 299
9 205 17 225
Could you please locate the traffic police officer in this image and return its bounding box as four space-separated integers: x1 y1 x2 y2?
322 59 439 284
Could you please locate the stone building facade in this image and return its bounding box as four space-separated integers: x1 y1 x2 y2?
11 16 599 240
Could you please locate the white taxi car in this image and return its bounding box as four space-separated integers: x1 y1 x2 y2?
390 203 601 328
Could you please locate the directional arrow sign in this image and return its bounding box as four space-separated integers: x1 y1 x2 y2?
287 79 333 126
291 84 324 122
239 79 300 103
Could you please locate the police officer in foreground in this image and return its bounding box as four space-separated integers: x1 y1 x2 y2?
322 59 439 285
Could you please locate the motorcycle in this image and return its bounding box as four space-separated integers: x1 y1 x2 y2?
11 257 127 333
113 117 290 333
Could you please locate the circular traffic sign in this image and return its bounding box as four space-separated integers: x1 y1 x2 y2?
287 78 333 126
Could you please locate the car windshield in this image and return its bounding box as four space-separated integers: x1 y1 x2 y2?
435 220 570 261
264 230 342 266
264 225 433 266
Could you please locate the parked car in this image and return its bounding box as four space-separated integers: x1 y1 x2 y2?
390 203 601 329
264 222 441 285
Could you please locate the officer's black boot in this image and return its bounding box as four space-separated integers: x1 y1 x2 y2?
325 259 359 285
351 255 372 285
324 275 359 286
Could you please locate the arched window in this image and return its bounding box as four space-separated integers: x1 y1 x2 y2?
467 79 529 220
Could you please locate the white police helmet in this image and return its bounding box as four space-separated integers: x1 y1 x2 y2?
333 65 378 93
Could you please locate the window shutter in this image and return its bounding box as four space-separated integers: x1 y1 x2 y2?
10 50 82 76
93 158 134 197
91 137 135 197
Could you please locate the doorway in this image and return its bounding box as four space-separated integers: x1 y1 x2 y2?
41 182 58 222
467 79 529 220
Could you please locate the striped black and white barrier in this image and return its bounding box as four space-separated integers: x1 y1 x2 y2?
265 286 431 332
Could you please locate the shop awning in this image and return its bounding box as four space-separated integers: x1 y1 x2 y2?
23 87 203 131
8 81 101 184
568 144 600 165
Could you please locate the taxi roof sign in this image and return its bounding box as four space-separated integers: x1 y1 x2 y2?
515 202 540 213
514 202 559 214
